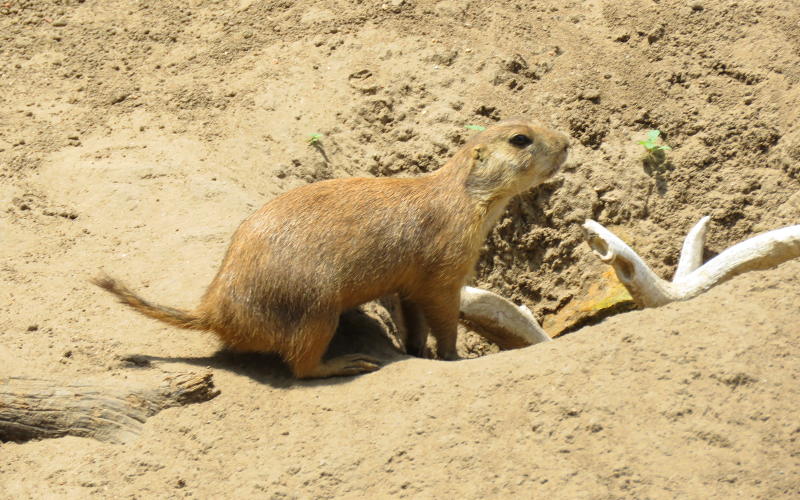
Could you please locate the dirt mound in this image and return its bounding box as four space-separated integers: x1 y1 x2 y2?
3 261 798 498
1 0 798 498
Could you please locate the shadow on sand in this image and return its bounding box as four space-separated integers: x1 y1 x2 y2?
123 307 411 388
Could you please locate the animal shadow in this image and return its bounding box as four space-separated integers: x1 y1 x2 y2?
123 305 409 388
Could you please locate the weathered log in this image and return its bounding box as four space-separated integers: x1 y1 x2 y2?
0 372 219 444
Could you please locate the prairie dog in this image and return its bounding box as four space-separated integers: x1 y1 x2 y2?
94 119 569 378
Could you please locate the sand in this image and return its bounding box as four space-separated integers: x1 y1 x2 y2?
1 0 798 498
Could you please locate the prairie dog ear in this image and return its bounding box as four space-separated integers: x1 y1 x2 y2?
471 145 485 161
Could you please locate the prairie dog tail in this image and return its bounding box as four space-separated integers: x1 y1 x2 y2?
91 274 208 330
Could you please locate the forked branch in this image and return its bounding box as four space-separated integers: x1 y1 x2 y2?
583 218 800 307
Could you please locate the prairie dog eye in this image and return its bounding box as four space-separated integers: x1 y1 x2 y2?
509 134 533 147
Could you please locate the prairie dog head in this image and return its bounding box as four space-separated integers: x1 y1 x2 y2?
461 119 570 200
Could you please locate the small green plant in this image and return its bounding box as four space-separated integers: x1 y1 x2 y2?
638 129 671 154
639 129 673 177
465 125 486 131
307 133 323 146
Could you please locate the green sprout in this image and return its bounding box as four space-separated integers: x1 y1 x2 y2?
465 125 486 131
639 129 672 173
638 129 671 153
307 133 323 146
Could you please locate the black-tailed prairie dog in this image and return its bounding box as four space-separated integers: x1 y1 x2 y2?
94 119 569 378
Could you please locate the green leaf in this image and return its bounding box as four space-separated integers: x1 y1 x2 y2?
465 125 486 131
639 129 672 152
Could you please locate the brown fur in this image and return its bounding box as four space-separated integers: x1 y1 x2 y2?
93 119 569 378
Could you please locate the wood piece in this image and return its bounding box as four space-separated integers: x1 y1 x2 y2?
0 372 219 444
583 218 800 307
382 287 551 352
674 216 710 280
459 286 551 349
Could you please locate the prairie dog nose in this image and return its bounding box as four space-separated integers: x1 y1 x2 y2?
554 132 570 153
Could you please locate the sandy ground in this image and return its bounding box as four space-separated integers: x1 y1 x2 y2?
1 0 799 498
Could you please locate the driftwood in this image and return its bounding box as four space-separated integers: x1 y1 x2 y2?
0 372 219 443
583 218 800 307
382 287 552 352
459 286 551 348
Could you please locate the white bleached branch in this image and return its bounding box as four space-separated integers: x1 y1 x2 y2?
675 216 710 279
583 218 800 308
459 286 551 349
383 287 551 352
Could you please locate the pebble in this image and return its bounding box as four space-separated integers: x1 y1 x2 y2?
110 92 128 104
579 89 601 101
